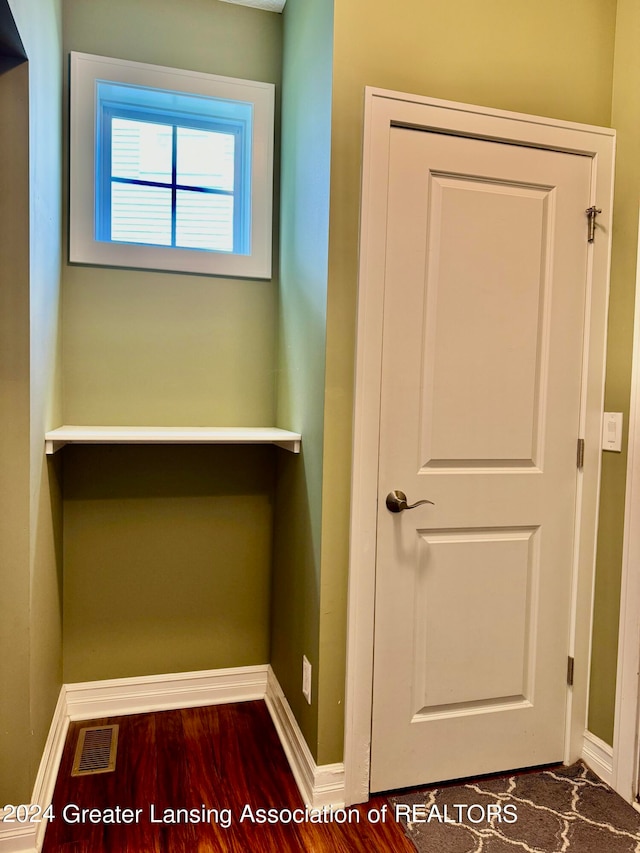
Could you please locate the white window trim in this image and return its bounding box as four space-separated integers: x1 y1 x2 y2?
69 52 274 279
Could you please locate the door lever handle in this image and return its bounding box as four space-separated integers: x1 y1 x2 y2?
385 490 435 513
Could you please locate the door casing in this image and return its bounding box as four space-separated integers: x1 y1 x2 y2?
344 88 615 805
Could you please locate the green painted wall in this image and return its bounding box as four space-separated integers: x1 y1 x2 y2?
271 0 333 760
2 0 633 794
23 0 64 792
63 446 275 681
1 0 63 804
62 0 280 427
61 0 282 682
0 56 32 805
309 0 619 764
588 0 640 744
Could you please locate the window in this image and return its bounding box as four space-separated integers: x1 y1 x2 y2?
69 53 274 278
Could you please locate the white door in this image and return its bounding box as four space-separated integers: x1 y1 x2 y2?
370 126 591 792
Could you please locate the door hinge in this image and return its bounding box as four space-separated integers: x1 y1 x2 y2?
567 656 575 687
586 206 602 243
577 438 585 470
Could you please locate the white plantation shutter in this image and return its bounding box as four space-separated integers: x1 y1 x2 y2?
109 119 237 251
69 53 274 278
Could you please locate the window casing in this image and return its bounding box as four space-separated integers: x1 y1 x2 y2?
69 53 274 279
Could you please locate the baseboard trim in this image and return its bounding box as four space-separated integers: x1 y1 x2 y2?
65 664 270 720
581 729 614 786
0 689 68 853
0 822 37 853
265 668 345 808
1 664 345 852
31 689 69 852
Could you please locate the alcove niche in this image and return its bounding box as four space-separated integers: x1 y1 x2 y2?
52 0 306 691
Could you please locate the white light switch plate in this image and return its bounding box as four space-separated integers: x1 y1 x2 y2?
603 412 623 452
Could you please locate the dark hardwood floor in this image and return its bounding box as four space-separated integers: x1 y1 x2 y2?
42 701 415 852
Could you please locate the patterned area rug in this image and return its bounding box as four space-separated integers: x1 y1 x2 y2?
390 762 640 852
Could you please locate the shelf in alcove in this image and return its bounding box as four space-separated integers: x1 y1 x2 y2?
44 425 302 455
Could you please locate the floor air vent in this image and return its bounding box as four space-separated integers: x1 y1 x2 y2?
71 724 119 777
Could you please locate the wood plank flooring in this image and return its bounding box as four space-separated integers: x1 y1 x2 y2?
42 701 415 852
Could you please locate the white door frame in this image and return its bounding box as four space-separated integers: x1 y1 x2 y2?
344 88 616 805
612 211 640 805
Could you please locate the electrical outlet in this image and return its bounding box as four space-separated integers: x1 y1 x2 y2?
302 656 312 704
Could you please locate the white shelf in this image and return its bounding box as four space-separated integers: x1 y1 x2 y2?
45 425 301 455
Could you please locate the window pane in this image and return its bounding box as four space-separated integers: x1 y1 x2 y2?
112 118 172 183
176 190 233 252
111 183 172 246
177 128 235 191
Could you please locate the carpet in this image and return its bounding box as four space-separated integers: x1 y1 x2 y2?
389 762 640 852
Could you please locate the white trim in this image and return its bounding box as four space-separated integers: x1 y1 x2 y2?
65 664 269 719
612 208 640 804
582 729 614 786
265 669 345 808
44 425 301 455
0 690 68 853
218 0 286 11
0 824 36 853
345 88 615 806
69 52 274 280
30 691 69 851
0 664 344 852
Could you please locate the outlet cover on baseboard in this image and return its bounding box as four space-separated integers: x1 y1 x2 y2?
302 656 312 704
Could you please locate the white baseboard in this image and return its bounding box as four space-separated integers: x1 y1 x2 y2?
0 690 68 853
65 664 269 719
582 729 614 786
265 668 345 808
1 664 346 852
0 823 36 853
31 689 69 852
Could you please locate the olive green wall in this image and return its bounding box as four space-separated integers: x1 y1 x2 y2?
1 0 63 804
62 0 280 427
63 446 275 681
2 0 634 796
588 0 640 744
61 0 282 682
271 0 333 761
23 0 64 794
307 0 619 764
0 56 32 806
